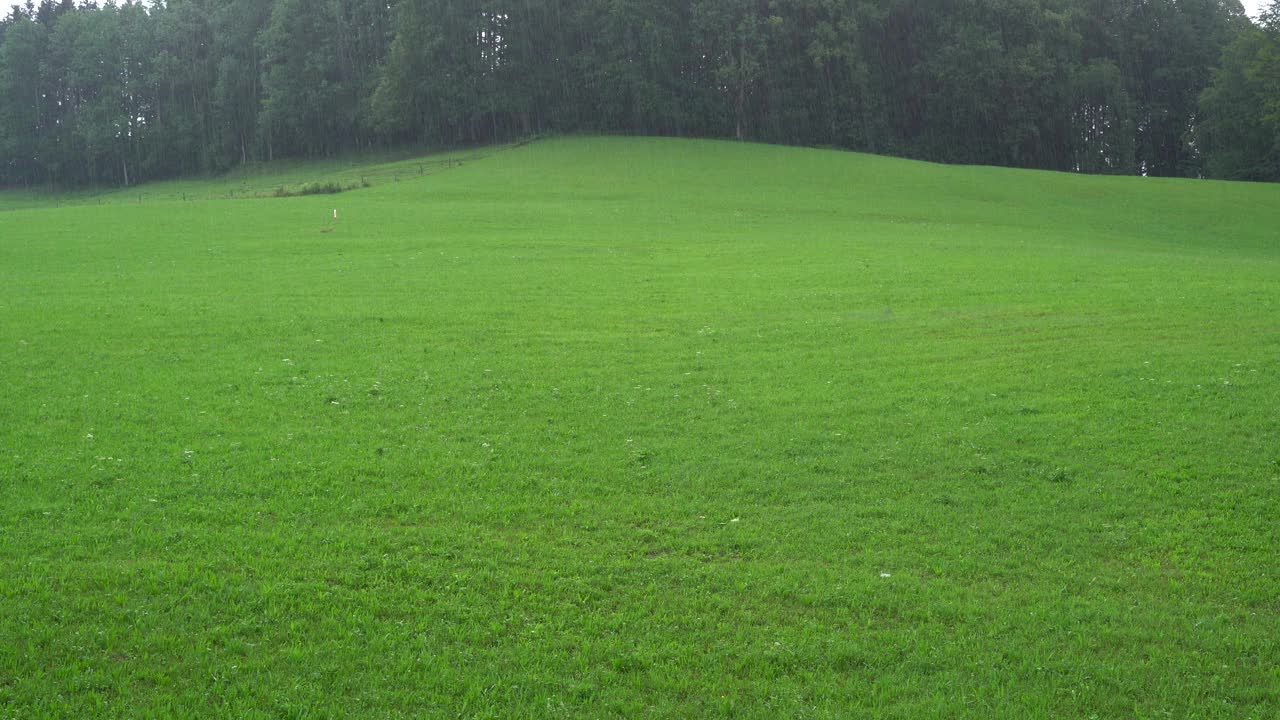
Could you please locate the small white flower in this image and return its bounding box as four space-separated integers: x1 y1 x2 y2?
880 573 891 578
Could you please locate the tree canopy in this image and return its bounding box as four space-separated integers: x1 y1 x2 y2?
1 0 1277 187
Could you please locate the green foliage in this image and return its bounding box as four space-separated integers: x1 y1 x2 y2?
271 179 368 196
0 16 44 184
259 0 348 158
1 137 1279 716
1199 1 1280 181
1200 32 1279 180
1071 60 1136 174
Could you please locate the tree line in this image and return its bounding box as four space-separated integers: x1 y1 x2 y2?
1 0 1278 188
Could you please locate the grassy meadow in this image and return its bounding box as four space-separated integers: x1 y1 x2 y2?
1 137 1278 717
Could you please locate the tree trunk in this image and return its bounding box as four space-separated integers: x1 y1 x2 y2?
736 42 747 140
736 82 745 140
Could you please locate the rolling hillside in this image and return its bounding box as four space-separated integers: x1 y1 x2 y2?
2 138 1277 717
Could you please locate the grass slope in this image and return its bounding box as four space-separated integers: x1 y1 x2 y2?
2 137 1278 718
0 146 488 211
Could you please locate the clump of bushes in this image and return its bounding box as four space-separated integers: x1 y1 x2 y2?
272 178 369 197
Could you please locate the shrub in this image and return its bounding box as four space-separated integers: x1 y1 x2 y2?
272 180 359 198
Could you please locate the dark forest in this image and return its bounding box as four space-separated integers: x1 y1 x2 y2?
2 0 1278 187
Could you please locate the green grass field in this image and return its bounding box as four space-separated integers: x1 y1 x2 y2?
2 137 1278 718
